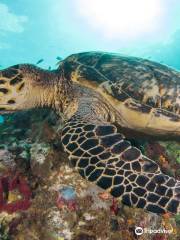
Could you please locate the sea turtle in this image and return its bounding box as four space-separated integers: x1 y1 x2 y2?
0 52 180 214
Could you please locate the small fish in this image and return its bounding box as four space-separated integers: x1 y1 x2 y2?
48 66 51 70
56 56 63 61
36 59 44 65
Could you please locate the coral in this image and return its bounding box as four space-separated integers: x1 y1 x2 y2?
0 173 31 214
57 186 78 211
0 110 179 240
145 141 180 181
110 199 119 216
160 142 180 165
30 143 51 165
0 220 11 240
146 142 166 160
0 149 16 172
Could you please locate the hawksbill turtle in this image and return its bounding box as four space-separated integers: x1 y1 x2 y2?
0 52 180 214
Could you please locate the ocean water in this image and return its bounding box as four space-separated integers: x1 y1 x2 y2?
0 1 180 240
0 0 180 70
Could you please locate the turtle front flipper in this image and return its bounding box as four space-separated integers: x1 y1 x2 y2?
61 114 180 214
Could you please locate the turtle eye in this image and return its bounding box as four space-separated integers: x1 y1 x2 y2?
0 88 9 94
7 99 16 104
0 80 6 84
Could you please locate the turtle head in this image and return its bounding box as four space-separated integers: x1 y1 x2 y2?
0 64 61 114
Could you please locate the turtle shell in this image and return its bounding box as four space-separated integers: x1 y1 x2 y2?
63 52 180 116
60 52 180 135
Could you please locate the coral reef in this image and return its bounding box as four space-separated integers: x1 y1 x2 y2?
0 109 179 240
0 173 31 214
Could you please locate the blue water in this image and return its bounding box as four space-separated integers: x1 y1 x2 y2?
0 0 180 70
1 1 180 123
0 1 180 231
0 115 4 124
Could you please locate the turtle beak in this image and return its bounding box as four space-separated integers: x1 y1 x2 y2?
0 72 9 113
0 77 15 113
0 104 17 114
0 66 27 113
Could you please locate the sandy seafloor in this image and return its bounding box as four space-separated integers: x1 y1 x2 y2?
0 109 179 240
